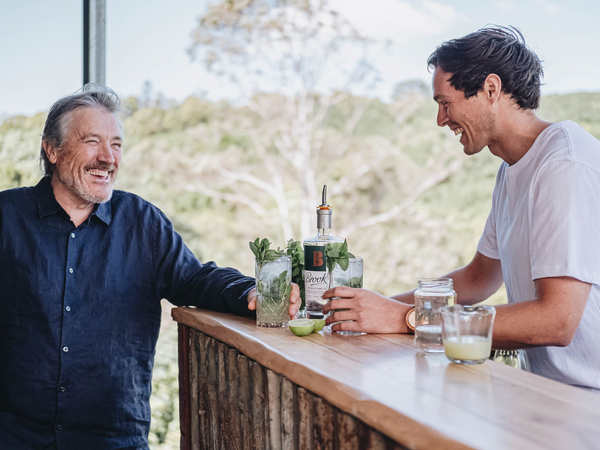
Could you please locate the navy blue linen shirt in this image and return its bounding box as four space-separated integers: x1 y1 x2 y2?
0 176 255 450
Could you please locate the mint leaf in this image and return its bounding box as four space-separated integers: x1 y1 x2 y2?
339 257 349 271
249 241 259 257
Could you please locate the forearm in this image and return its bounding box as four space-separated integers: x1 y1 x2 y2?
492 277 589 349
492 300 570 349
391 263 501 306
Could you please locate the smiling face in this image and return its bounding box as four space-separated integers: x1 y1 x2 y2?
47 107 123 205
432 68 493 156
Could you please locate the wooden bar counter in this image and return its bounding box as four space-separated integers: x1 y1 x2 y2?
172 307 600 450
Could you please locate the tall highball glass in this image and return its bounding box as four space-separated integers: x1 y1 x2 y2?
330 257 365 336
255 255 292 327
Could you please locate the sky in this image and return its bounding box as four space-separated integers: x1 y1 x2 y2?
1 0 600 118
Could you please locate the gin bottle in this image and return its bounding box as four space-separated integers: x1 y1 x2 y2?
303 186 343 319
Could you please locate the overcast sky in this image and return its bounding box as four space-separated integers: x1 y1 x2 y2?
1 0 599 117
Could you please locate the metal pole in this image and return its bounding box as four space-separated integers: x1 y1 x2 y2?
83 0 106 85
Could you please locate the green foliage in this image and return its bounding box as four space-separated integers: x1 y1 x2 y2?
324 239 355 273
249 237 285 263
285 239 305 307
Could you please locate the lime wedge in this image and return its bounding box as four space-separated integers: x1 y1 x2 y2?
289 319 315 336
312 319 326 332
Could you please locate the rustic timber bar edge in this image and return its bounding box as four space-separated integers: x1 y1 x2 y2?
172 307 600 450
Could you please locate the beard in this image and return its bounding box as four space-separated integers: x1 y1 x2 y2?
55 162 117 204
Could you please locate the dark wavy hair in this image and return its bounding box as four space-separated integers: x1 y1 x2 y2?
427 26 543 110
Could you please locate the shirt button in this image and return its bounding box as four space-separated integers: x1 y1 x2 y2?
56 424 62 430
66 306 71 312
70 233 76 238
60 386 66 392
62 346 69 352
68 268 74 274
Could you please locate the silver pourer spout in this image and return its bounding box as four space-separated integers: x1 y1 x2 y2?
316 185 332 230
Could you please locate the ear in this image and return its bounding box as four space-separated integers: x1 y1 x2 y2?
42 140 58 165
484 74 502 104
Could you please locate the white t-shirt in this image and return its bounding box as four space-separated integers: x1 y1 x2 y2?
477 121 600 390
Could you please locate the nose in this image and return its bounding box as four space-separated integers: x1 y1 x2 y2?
437 104 449 128
97 141 116 165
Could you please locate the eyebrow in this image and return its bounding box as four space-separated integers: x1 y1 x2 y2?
433 95 449 102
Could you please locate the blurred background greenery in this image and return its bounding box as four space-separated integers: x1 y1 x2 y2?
3 1 600 448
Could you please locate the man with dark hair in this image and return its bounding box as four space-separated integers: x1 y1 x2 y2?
322 26 600 392
0 84 300 449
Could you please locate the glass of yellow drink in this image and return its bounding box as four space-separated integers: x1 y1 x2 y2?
440 305 496 365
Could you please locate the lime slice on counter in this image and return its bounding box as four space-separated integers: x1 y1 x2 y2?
312 319 326 332
289 319 315 336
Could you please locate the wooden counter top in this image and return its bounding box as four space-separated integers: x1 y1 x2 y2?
172 307 600 450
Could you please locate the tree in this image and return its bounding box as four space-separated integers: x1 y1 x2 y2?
186 0 463 241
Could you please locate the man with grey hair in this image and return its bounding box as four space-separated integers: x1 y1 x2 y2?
0 84 300 449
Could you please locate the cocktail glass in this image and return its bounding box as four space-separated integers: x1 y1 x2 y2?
440 305 496 365
255 255 292 327
330 257 365 336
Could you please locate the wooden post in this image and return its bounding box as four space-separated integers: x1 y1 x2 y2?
237 354 254 450
250 360 268 449
198 333 209 450
336 413 358 450
217 342 230 449
178 324 191 450
227 348 243 449
280 377 298 450
313 396 335 450
206 336 219 450
267 370 282 450
189 329 200 450
297 387 313 450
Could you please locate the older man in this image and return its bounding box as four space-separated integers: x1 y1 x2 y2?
0 85 300 449
323 26 600 392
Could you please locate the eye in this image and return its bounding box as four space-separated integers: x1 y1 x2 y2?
86 139 99 144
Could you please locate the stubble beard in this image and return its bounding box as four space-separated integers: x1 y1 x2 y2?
56 165 116 204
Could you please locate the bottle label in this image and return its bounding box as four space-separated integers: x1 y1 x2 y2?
304 246 329 309
305 246 326 271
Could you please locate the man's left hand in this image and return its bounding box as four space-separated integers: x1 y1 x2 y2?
247 283 301 319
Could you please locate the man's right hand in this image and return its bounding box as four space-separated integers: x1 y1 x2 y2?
321 287 413 334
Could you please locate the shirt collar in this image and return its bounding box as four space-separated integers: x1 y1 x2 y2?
34 176 112 226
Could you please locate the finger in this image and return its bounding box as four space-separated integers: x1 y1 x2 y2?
289 301 300 318
322 286 358 300
322 297 356 313
290 286 300 304
330 321 363 333
329 310 355 323
247 299 256 311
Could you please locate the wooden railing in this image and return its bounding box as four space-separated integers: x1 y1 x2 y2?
173 307 600 450
178 325 405 450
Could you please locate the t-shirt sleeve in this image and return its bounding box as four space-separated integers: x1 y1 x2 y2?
529 160 600 285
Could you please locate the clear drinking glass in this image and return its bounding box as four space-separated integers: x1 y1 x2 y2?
441 305 496 365
330 257 365 336
414 278 455 353
255 255 292 327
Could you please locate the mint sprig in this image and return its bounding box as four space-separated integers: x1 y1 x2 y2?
249 237 285 263
324 239 355 273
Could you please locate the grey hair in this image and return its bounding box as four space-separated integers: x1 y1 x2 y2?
40 83 127 176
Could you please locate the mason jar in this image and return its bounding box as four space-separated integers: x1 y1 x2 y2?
414 278 456 353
